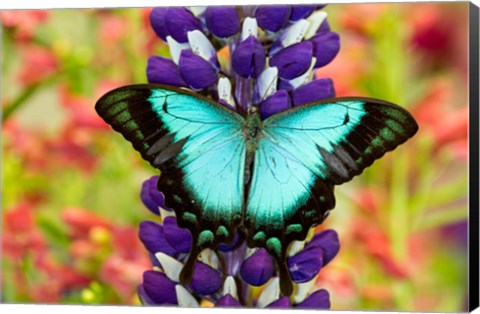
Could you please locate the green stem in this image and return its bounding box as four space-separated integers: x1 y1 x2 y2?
2 75 59 122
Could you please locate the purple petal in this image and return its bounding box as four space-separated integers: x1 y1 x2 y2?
142 270 178 305
267 296 291 308
163 216 192 253
179 50 218 90
164 8 201 43
269 41 313 80
310 32 340 68
215 294 242 307
317 19 331 33
149 252 162 269
296 289 330 309
304 229 340 266
218 231 241 252
240 248 275 286
205 7 240 38
290 5 316 21
292 78 335 106
138 221 178 257
260 90 291 119
147 56 187 87
255 6 291 32
189 261 223 295
287 247 323 283
137 284 155 305
278 78 293 91
232 35 266 78
150 8 169 41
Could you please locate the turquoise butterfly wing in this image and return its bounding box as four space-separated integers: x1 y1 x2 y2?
96 85 418 296
245 98 418 294
95 85 246 281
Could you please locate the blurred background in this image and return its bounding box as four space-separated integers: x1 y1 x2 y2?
1 3 470 311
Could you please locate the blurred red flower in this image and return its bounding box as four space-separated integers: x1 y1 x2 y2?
17 44 59 85
412 78 468 159
0 10 49 41
2 202 47 259
101 227 150 300
99 14 128 45
62 207 113 239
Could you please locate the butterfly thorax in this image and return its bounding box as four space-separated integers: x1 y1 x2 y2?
243 110 263 188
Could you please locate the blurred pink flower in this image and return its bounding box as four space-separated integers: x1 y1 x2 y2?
17 44 59 85
62 207 113 240
409 4 469 76
412 79 468 159
351 219 410 279
2 203 47 259
101 227 150 300
99 14 128 45
0 10 49 41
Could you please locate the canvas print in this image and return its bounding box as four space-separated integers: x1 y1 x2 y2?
1 2 478 312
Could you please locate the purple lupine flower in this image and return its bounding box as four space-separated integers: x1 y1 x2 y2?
138 179 339 308
138 4 342 308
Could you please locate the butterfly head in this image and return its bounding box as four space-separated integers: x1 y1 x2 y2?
247 105 259 115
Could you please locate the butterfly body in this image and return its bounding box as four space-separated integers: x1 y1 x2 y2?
96 84 418 296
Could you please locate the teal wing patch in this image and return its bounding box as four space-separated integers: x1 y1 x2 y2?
95 84 246 284
246 97 418 294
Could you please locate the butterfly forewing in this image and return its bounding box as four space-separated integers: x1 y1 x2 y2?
95 84 246 283
244 97 418 294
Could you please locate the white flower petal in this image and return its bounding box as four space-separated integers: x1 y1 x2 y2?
288 240 305 257
291 275 318 304
304 11 328 40
242 17 258 40
189 6 206 17
198 248 220 269
282 19 310 47
222 276 238 299
257 66 278 101
257 277 281 308
187 30 216 62
167 35 191 65
176 285 199 307
218 77 235 107
160 207 175 220
288 57 316 89
155 252 182 282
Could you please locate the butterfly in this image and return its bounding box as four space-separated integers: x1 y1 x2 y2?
95 84 418 295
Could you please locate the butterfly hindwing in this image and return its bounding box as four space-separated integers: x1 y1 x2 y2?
95 84 246 283
246 97 418 294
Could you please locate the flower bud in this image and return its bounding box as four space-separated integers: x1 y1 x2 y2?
205 6 241 38
232 35 266 78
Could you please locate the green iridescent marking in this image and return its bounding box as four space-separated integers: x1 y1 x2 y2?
253 231 266 243
125 120 138 130
320 196 326 201
266 237 282 258
286 224 302 235
198 230 214 245
305 209 317 218
364 146 373 154
386 119 405 134
216 226 228 238
380 127 396 141
383 107 407 123
114 110 132 123
356 157 364 164
182 212 197 224
106 102 127 116
371 136 384 147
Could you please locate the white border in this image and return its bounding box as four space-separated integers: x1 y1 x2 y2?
1 0 478 314
1 0 479 10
